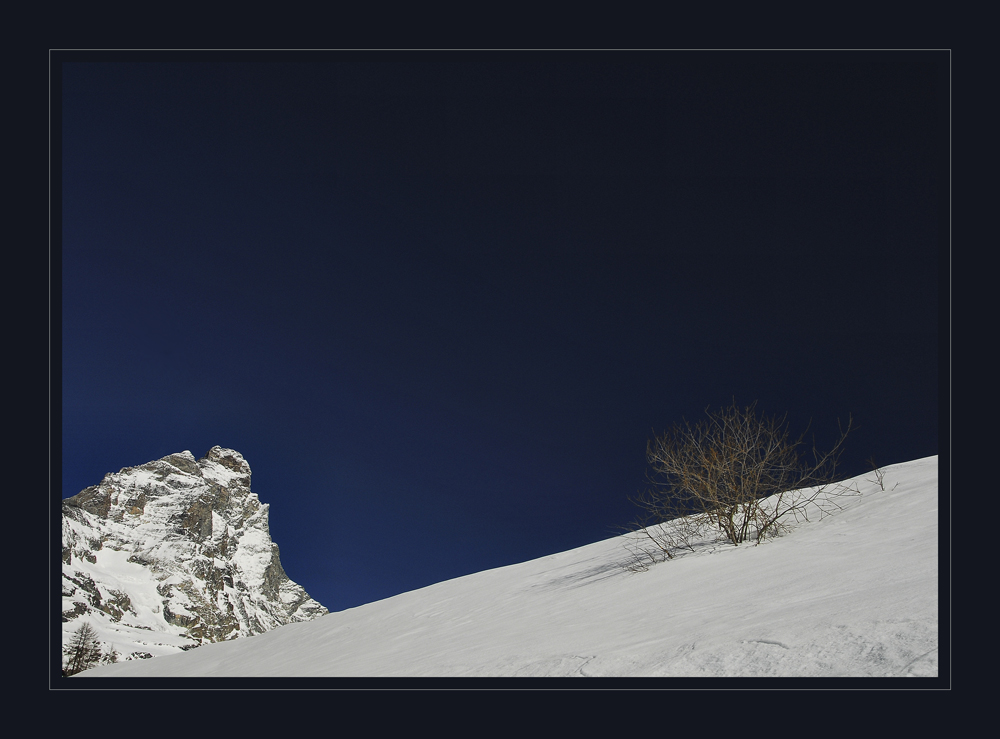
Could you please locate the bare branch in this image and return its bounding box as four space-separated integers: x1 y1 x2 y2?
623 400 858 569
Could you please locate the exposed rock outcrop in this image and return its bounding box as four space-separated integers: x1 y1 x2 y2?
61 447 327 668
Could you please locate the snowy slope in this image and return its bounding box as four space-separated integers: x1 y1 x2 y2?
77 456 939 678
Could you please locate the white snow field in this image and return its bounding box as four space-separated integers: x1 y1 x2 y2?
78 456 940 678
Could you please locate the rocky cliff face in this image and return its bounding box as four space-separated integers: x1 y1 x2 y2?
62 447 327 666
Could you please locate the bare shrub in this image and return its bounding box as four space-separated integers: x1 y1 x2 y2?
624 401 858 567
866 457 898 492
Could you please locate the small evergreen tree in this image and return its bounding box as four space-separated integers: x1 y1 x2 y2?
64 622 102 676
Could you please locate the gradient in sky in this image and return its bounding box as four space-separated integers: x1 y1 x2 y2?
55 51 947 613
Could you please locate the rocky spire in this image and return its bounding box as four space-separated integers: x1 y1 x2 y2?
62 447 327 667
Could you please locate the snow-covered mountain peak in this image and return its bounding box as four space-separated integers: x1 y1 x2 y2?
61 447 326 672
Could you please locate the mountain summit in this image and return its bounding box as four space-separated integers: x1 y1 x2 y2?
61 447 327 666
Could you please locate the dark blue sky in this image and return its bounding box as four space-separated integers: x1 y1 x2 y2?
55 51 947 613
